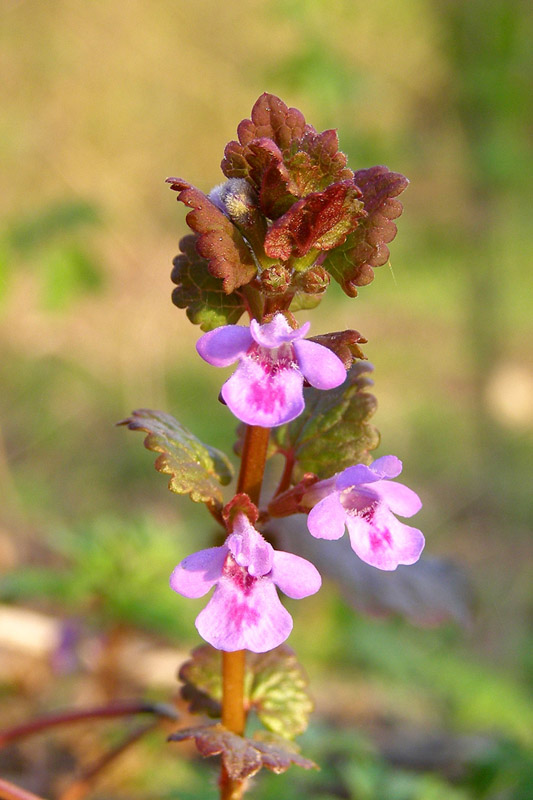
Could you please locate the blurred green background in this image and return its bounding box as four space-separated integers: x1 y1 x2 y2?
1 1 532 798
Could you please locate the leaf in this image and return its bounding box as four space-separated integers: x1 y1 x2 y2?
166 178 256 293
179 645 223 718
285 127 354 195
222 95 353 201
171 235 246 331
323 166 409 296
168 724 317 780
276 517 473 628
271 362 380 483
226 93 307 159
246 138 298 219
309 329 367 369
247 645 313 738
118 409 233 505
288 289 323 313
179 644 313 739
264 181 364 260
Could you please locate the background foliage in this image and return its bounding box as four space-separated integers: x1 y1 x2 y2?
1 1 532 797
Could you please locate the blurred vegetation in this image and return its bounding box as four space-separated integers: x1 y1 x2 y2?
0 0 532 797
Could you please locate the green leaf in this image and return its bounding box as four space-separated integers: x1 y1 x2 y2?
168 724 317 780
171 235 246 331
271 362 379 482
178 645 223 718
179 644 314 739
247 645 314 739
119 409 233 505
288 289 323 312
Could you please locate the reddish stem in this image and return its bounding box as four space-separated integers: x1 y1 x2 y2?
0 780 48 800
273 451 295 499
58 720 158 800
220 424 271 800
0 701 177 748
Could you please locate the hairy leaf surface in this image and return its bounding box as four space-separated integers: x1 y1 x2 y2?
169 725 316 780
264 182 364 260
272 362 379 482
166 178 256 293
179 644 313 739
323 166 409 296
171 235 245 331
119 409 233 505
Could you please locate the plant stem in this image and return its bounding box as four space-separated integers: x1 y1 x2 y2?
273 451 295 498
0 701 177 748
58 720 158 800
220 424 270 800
0 779 48 800
237 424 270 502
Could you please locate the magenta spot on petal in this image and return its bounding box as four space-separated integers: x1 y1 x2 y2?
223 556 257 594
357 505 392 552
369 525 392 551
228 600 260 630
246 344 298 414
249 380 286 413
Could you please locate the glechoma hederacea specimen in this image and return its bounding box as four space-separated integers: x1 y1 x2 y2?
125 93 420 795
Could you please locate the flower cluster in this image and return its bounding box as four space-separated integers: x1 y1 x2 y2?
164 93 422 657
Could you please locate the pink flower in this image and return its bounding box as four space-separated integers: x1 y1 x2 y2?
306 456 424 571
196 313 346 427
170 514 321 652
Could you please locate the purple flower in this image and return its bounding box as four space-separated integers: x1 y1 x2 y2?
170 514 321 652
196 313 346 427
306 456 424 571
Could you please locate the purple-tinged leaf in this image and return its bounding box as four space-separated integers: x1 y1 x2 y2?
276 517 473 627
309 330 367 369
222 96 353 202
286 127 354 195
168 724 317 780
246 138 298 219
271 362 379 483
118 409 233 505
166 178 256 293
264 181 365 261
233 93 307 154
323 167 409 296
179 644 313 739
171 235 246 331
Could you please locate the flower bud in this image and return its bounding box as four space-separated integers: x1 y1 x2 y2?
259 264 292 296
209 178 259 227
299 266 330 295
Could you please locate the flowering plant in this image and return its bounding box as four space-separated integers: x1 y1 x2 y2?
123 94 422 797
